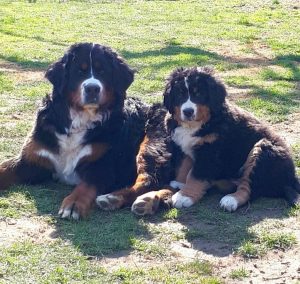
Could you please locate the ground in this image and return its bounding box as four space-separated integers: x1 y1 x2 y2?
0 1 299 283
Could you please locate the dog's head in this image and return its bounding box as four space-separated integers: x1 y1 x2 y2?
45 43 134 111
163 67 227 128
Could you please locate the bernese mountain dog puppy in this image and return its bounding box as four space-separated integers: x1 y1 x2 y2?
162 66 300 212
0 42 153 220
96 66 300 216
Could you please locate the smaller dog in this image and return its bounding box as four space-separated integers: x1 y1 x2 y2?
163 67 300 211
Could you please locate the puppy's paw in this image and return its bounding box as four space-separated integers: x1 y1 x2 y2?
170 180 185 190
171 191 194 209
96 194 124 210
131 191 160 216
219 194 238 212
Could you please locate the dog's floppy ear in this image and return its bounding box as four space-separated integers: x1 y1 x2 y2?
163 80 173 114
112 54 134 94
207 75 227 113
45 53 70 95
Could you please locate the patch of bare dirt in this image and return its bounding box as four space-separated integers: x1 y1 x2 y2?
0 217 58 247
270 112 300 146
0 61 44 82
212 40 274 67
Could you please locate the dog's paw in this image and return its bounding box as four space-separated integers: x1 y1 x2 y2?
171 192 194 209
58 206 80 220
131 191 160 216
170 180 185 190
96 194 124 210
58 196 88 220
219 194 238 212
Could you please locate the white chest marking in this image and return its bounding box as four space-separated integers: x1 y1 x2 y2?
172 127 200 159
37 132 91 185
36 108 103 185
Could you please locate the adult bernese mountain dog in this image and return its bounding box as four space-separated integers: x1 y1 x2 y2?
95 66 300 215
0 42 185 219
0 43 145 219
163 66 300 212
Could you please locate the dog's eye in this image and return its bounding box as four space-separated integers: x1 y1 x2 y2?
93 64 105 75
79 63 89 73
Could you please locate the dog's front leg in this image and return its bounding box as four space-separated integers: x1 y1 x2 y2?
171 169 211 209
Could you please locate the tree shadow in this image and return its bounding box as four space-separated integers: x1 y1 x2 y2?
148 190 292 258
0 54 51 70
0 29 68 48
0 183 152 257
0 44 298 259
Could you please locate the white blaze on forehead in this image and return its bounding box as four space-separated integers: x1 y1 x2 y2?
90 43 94 77
184 76 190 96
181 77 197 120
80 44 103 103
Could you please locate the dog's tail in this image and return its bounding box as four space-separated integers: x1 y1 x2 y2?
284 178 300 206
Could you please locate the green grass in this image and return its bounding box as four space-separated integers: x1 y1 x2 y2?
0 0 299 283
0 240 222 284
237 231 297 258
230 268 249 280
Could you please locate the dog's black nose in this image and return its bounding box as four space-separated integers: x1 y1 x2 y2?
84 83 100 104
85 83 100 96
183 108 194 118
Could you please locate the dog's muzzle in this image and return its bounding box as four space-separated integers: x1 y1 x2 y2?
81 78 102 106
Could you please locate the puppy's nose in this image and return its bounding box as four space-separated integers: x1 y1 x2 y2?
183 108 194 118
84 83 100 104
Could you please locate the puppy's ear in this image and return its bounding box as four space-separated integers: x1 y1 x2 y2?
163 81 173 114
45 53 70 94
207 76 227 113
112 55 134 94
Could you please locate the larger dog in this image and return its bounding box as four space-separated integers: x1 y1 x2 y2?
0 43 186 219
0 43 148 219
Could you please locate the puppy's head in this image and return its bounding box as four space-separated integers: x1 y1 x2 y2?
163 67 227 128
45 43 134 112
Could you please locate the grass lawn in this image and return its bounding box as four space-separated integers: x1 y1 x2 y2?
0 0 299 283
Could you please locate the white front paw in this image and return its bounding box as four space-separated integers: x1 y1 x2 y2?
170 180 185 190
220 195 238 212
171 192 194 209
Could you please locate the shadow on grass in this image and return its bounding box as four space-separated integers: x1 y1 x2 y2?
0 28 68 48
0 183 151 257
148 190 291 258
0 54 51 70
122 43 299 119
0 180 294 259
0 44 298 259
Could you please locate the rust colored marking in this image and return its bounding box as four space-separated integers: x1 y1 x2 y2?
194 133 218 147
79 143 110 164
60 182 97 218
231 139 265 206
81 63 88 71
179 170 211 203
132 173 150 191
0 160 18 190
22 138 54 170
176 155 193 183
136 135 149 173
173 104 211 129
195 105 211 125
